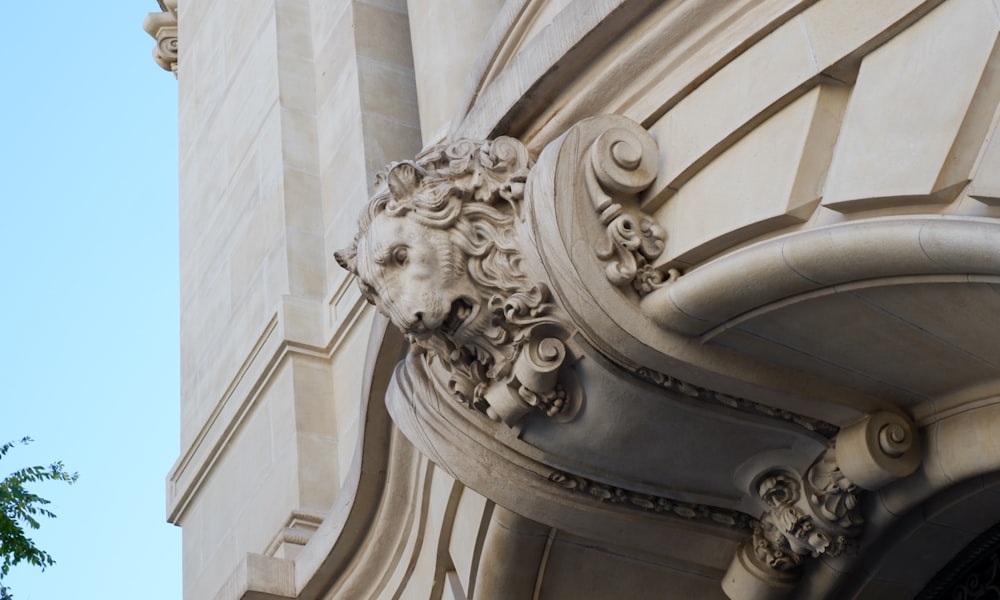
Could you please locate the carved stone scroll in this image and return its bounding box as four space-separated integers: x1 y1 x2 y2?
582 117 675 295
585 121 670 293
143 0 179 76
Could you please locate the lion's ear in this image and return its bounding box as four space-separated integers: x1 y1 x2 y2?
387 162 422 199
334 242 358 274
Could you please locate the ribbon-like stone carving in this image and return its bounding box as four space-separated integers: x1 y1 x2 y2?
336 138 577 426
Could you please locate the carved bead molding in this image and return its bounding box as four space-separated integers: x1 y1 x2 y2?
335 138 578 427
724 411 921 600
550 470 755 529
635 367 839 438
142 0 178 77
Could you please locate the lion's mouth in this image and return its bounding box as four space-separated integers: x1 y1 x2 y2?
443 297 475 336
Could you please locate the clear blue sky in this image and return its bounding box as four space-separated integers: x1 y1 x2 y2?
1 3 181 599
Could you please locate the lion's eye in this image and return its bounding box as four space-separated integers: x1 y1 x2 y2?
391 246 409 265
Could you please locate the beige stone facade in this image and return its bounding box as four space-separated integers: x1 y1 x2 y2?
149 0 1000 598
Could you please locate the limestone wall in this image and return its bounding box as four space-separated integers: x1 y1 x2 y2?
161 0 1000 598
168 0 421 598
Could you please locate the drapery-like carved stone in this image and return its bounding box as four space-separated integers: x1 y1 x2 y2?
143 0 178 76
336 138 577 426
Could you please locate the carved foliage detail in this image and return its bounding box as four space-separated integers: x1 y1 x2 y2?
805 441 863 531
336 138 576 427
728 411 922 598
750 464 860 573
583 122 674 295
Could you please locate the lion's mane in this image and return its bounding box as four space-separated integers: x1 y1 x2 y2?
336 137 534 304
336 137 575 421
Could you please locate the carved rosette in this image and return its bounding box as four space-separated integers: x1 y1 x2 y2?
724 411 921 600
143 0 179 76
336 137 578 427
582 119 675 295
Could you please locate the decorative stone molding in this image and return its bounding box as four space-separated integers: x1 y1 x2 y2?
549 470 755 530
634 367 840 438
639 218 1000 337
142 0 178 76
263 510 325 559
583 120 673 295
337 118 933 600
335 138 578 427
724 411 921 600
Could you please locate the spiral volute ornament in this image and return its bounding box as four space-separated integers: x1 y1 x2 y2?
514 336 566 393
583 118 669 295
589 126 659 198
835 411 921 490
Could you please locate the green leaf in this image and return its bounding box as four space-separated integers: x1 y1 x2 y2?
0 437 77 599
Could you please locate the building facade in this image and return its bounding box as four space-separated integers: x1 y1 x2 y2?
146 0 1000 598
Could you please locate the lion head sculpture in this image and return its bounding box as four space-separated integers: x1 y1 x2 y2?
335 137 575 425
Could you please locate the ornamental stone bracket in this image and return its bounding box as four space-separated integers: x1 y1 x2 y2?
335 115 927 600
581 119 677 295
143 0 178 77
725 411 921 599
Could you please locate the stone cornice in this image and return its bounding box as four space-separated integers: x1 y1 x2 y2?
143 0 178 77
